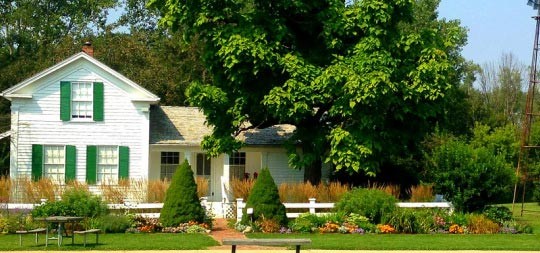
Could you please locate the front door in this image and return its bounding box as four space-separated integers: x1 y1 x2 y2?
196 153 214 200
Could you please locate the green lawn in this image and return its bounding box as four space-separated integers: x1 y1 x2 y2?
248 233 540 250
247 202 540 251
0 233 219 251
502 202 540 231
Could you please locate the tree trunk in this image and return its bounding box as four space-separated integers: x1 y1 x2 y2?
304 158 322 185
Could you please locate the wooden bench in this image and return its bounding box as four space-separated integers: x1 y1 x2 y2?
16 228 47 246
73 229 101 247
222 238 311 253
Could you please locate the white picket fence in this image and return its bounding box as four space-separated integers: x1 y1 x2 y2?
235 198 453 221
2 198 453 220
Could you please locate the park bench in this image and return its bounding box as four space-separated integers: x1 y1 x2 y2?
73 229 101 247
222 238 311 253
16 228 47 246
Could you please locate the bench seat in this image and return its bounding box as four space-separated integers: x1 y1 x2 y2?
222 238 311 253
16 228 47 246
73 229 101 247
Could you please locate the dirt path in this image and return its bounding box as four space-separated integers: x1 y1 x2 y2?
208 218 286 251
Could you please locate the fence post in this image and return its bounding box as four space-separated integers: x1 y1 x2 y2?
200 197 208 207
309 198 316 214
236 198 244 221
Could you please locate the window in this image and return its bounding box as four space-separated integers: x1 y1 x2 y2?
229 152 245 179
32 144 76 183
97 146 118 184
86 145 128 185
160 152 179 180
196 153 211 177
71 82 93 119
60 81 103 122
43 146 65 184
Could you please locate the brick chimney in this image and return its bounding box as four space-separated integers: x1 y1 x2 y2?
82 41 94 57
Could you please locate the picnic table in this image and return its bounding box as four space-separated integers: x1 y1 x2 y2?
34 216 83 246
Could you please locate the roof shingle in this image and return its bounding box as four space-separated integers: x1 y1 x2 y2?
150 106 295 146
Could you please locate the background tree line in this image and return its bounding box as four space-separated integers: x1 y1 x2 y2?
0 0 538 208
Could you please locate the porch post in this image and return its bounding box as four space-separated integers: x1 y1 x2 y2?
184 151 192 165
261 152 268 169
222 154 230 203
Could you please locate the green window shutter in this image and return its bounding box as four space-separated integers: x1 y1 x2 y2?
86 146 97 184
31 144 43 181
65 145 76 182
93 82 104 121
119 146 129 179
60 81 71 121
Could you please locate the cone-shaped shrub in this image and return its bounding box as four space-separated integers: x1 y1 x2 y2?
160 160 205 227
241 168 287 226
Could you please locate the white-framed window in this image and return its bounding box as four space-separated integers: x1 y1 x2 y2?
97 146 118 184
71 81 93 119
229 152 246 179
160 152 179 180
197 153 211 177
43 145 65 184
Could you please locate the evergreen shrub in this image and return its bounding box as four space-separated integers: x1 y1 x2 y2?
335 188 396 224
160 160 205 227
241 168 287 226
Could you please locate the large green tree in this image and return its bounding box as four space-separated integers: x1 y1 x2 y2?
149 0 467 183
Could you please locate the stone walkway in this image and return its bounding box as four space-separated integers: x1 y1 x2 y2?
208 218 286 251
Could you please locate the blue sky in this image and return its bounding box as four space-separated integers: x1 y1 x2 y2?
438 0 538 65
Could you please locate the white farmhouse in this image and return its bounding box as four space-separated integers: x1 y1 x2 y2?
0 44 309 213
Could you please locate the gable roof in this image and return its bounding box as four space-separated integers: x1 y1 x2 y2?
0 52 159 103
150 106 295 146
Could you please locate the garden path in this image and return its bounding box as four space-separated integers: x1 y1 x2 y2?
208 218 286 250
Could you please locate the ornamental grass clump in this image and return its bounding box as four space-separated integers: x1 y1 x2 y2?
241 168 287 226
160 160 205 227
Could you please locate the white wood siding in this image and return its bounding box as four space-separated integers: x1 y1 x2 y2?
11 61 150 181
266 152 304 185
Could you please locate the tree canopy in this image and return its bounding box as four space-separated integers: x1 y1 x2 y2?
149 0 468 183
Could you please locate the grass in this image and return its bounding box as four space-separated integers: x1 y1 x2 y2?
0 233 219 251
248 233 540 250
246 202 540 251
503 202 540 231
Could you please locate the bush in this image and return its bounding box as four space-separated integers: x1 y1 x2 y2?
483 205 513 225
290 213 322 233
241 168 287 226
31 188 108 218
160 160 205 227
344 213 376 233
335 188 396 224
62 188 108 218
428 138 515 212
97 214 133 233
